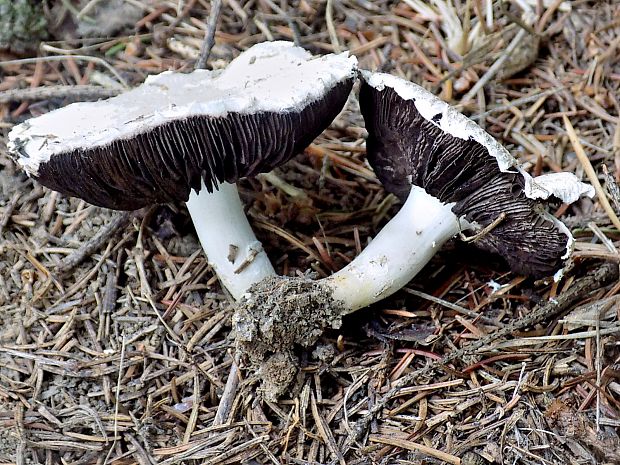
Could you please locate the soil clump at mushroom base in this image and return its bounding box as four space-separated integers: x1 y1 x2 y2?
234 276 345 400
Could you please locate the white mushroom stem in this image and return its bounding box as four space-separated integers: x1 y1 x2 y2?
325 185 469 313
186 181 276 301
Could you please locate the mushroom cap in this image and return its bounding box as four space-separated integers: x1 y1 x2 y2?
8 41 357 210
359 71 593 278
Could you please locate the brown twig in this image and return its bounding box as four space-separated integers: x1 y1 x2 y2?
0 192 21 237
195 0 223 70
0 85 121 104
57 210 135 275
211 360 240 429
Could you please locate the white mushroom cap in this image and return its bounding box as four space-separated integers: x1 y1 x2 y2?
8 42 358 210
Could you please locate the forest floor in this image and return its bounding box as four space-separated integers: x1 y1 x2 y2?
1 0 620 464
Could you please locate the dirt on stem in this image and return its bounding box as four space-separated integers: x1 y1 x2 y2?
233 276 345 400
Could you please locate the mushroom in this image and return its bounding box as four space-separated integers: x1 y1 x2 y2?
235 70 594 397
7 41 358 300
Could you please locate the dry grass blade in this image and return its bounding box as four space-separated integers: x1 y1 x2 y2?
310 393 345 465
370 434 461 465
461 28 529 103
563 115 620 232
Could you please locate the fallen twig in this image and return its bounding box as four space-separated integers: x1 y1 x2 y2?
57 210 135 275
211 360 240 429
195 0 223 70
0 85 121 104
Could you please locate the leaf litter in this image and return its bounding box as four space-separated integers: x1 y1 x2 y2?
0 0 619 464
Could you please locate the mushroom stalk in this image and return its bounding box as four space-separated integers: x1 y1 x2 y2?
326 185 468 312
186 181 276 301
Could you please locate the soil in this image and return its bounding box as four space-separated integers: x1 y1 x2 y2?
234 276 344 400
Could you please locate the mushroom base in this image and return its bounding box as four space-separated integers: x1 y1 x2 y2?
234 276 345 400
